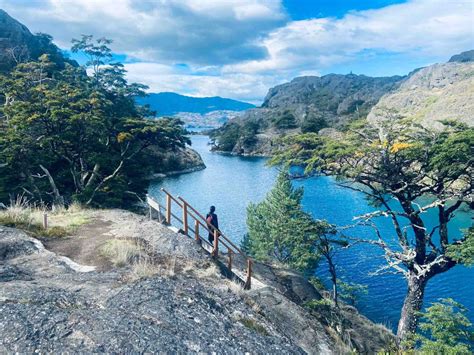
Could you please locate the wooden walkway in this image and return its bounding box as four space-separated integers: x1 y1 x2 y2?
146 189 259 289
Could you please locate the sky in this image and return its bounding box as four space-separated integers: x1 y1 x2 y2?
1 0 473 104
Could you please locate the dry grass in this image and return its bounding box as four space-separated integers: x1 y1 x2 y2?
226 278 244 296
100 239 144 267
0 196 91 237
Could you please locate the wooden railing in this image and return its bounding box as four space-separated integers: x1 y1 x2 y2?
146 189 252 289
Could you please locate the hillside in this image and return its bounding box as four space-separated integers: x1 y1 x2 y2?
210 73 403 155
368 59 474 129
137 92 255 116
0 9 76 72
0 208 394 353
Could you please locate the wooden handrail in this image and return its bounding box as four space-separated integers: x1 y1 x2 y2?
177 196 244 255
148 190 253 289
161 188 183 208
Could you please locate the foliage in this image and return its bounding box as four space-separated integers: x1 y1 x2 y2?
447 227 474 266
244 171 333 272
211 123 240 151
338 279 368 306
270 118 474 339
0 35 189 207
272 109 297 129
301 113 328 133
415 298 473 354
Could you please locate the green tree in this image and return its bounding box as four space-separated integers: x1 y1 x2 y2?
0 36 189 207
338 279 368 307
415 298 473 354
244 171 332 272
271 118 474 343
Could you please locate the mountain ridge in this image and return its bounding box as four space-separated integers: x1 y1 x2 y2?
137 92 255 116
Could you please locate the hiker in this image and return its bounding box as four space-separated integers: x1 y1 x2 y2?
206 205 219 244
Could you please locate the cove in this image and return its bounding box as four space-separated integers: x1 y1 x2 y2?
149 135 474 331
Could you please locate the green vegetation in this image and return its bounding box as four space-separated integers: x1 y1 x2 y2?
0 35 189 208
272 109 297 129
338 280 368 307
211 120 260 152
0 196 90 237
301 113 328 133
271 118 474 343
243 171 334 272
239 317 269 336
414 298 473 354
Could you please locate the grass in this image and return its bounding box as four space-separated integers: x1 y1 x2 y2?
99 239 144 267
0 196 91 238
239 317 269 336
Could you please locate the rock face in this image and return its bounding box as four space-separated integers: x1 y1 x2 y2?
448 49 474 63
0 225 302 353
368 61 474 129
211 74 403 155
147 146 206 178
0 9 75 72
0 211 394 353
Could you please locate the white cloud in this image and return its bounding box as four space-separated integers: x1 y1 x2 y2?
124 62 286 104
226 0 473 75
0 0 472 103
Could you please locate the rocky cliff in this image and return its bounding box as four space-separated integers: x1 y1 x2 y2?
0 210 394 353
0 9 75 72
211 74 403 155
368 59 474 129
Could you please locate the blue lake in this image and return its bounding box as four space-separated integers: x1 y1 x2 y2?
149 135 474 331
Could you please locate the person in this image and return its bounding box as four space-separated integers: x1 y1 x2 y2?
206 205 218 244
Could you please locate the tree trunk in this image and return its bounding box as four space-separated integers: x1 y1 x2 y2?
327 255 338 307
397 272 428 343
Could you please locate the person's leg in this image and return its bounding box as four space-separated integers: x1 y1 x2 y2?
208 232 214 244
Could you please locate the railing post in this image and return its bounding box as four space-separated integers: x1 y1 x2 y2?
194 220 200 243
166 194 171 224
228 249 232 272
244 259 252 290
149 206 152 220
42 212 48 230
182 202 188 235
212 230 219 257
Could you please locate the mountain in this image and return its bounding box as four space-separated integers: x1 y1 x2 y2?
448 49 474 63
368 58 474 129
211 73 403 155
0 9 75 72
136 92 255 116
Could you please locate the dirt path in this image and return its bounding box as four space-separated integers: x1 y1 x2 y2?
41 218 114 271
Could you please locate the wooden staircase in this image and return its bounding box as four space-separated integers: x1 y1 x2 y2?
146 189 254 289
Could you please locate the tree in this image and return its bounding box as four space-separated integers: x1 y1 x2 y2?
244 171 332 272
338 279 368 307
271 118 473 343
414 298 473 354
0 36 189 207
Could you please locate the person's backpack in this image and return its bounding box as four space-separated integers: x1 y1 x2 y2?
206 214 213 226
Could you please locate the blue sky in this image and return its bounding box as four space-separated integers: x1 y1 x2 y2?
1 0 472 104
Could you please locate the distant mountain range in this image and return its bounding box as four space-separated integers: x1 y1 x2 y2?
136 92 255 116
211 50 474 155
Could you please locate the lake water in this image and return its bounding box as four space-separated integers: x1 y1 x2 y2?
149 135 474 331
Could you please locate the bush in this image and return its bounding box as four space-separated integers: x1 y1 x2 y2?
272 110 298 129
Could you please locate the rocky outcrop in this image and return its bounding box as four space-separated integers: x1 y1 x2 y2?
368 61 474 129
1 210 394 353
147 146 206 178
211 74 403 155
0 225 302 353
0 9 76 72
448 50 474 63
